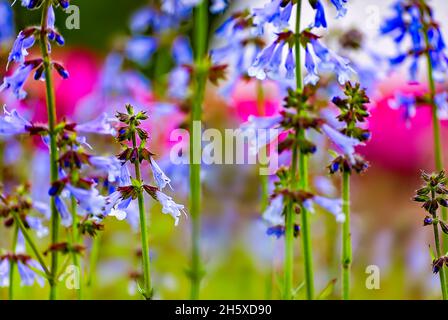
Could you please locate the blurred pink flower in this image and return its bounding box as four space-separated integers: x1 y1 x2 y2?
230 79 281 122
362 74 448 174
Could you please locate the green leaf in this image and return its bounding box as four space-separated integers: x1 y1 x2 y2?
317 278 337 300
274 273 283 298
292 282 305 299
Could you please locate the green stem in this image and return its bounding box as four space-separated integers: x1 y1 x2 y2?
131 132 152 299
419 0 447 251
284 142 299 300
189 0 208 300
341 172 352 300
295 0 314 300
86 233 101 298
70 196 82 300
257 80 269 212
8 225 19 300
39 0 60 300
433 222 448 300
11 211 51 278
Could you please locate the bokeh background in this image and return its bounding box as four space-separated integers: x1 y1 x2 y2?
1 0 448 300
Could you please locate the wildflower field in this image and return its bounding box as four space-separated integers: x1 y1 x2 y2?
1 0 448 302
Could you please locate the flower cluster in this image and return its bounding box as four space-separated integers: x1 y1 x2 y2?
413 171 448 274
263 164 345 238
381 0 448 82
0 185 48 288
1 3 69 99
109 104 185 226
327 82 370 175
0 184 49 238
214 0 354 84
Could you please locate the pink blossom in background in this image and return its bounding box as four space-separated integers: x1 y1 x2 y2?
362 74 448 174
230 79 281 122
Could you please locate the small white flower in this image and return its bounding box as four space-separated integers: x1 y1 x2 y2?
156 191 186 226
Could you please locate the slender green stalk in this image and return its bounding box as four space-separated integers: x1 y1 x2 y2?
8 225 19 300
419 1 448 294
131 133 152 299
433 221 448 299
11 210 51 277
341 172 352 300
284 141 299 300
421 23 447 251
39 0 60 300
189 0 208 300
257 80 269 212
295 0 314 300
86 234 101 297
70 196 82 300
257 77 273 300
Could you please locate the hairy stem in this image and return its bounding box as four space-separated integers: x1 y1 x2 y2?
189 0 208 300
341 171 352 300
39 0 60 300
131 132 152 300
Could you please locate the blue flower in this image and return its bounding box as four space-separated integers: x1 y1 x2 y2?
285 47 295 80
253 0 292 33
313 0 327 28
382 1 448 83
248 40 286 80
0 106 31 135
210 0 227 14
168 67 191 100
66 185 106 215
303 195 344 222
89 156 122 183
54 196 73 227
304 47 319 85
46 5 64 46
150 158 172 190
125 36 158 66
130 8 154 34
0 64 34 99
172 36 193 65
0 1 15 46
322 124 362 163
262 195 285 227
161 0 200 17
76 113 116 136
306 39 355 85
104 165 133 219
155 190 186 226
330 0 348 18
313 196 345 222
25 216 49 238
241 114 282 155
435 92 448 120
389 92 417 126
314 176 337 197
380 2 406 43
